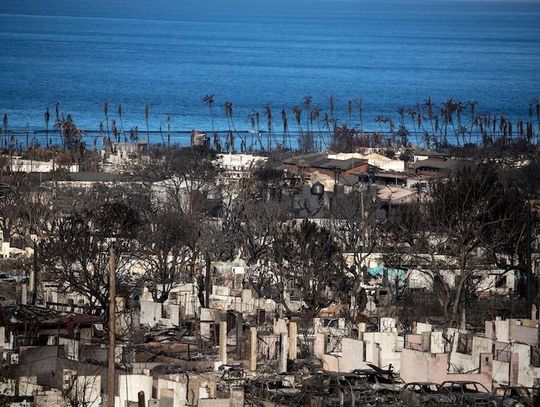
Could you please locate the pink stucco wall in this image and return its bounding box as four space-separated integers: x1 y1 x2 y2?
400 348 493 390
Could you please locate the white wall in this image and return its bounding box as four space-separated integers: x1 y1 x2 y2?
157 377 187 407
117 375 153 407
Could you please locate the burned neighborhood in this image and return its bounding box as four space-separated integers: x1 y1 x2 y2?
1 137 540 406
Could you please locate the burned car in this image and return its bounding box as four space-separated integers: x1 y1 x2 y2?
300 372 379 406
351 365 404 393
246 375 301 405
400 382 454 406
493 386 537 407
442 380 496 406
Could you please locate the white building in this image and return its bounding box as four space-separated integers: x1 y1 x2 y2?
217 153 267 180
9 157 79 173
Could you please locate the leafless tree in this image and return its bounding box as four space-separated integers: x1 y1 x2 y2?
61 370 102 407
327 190 382 312
137 208 193 303
271 220 345 319
383 164 528 324
41 202 141 319
142 145 220 214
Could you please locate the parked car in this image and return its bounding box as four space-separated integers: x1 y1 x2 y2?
300 372 379 406
442 380 497 406
493 386 536 407
400 382 454 406
351 367 403 404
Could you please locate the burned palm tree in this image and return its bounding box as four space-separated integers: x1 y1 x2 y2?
117 104 125 140
534 98 540 144
414 102 425 146
292 106 302 134
499 114 509 145
166 113 172 147
322 112 332 142
203 94 218 150
248 112 256 150
328 95 336 122
397 124 409 146
441 99 455 145
466 100 478 144
99 122 106 148
159 124 164 145
213 131 222 152
44 107 51 148
263 104 274 151
454 100 463 133
2 113 9 149
293 106 307 151
303 96 312 133
434 117 441 145
355 98 364 132
397 106 406 126
385 117 396 146
103 102 110 141
310 106 322 150
457 125 469 146
2 113 7 150
144 104 150 142
55 102 62 148
203 94 215 132
347 100 353 127
130 127 139 143
254 110 263 150
416 112 424 146
407 106 419 146
517 119 525 141
422 97 436 139
224 101 234 152
423 131 431 149
111 120 118 143
375 115 385 134
527 121 534 143
281 108 289 148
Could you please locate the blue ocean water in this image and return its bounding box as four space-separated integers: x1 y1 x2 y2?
1 0 539 135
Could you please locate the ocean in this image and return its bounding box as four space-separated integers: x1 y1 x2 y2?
1 0 539 143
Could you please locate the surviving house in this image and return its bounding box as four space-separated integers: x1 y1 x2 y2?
409 157 475 177
283 153 378 180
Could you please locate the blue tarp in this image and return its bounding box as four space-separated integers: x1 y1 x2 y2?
368 264 406 279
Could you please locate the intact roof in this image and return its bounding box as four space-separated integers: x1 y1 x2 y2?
284 153 370 172
413 149 453 158
377 186 417 203
410 158 474 171
374 171 416 180
283 152 326 166
363 153 392 161
340 174 363 186
315 157 368 171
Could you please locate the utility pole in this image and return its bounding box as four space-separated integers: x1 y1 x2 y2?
205 253 211 308
107 246 116 407
526 200 532 309
31 240 38 305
